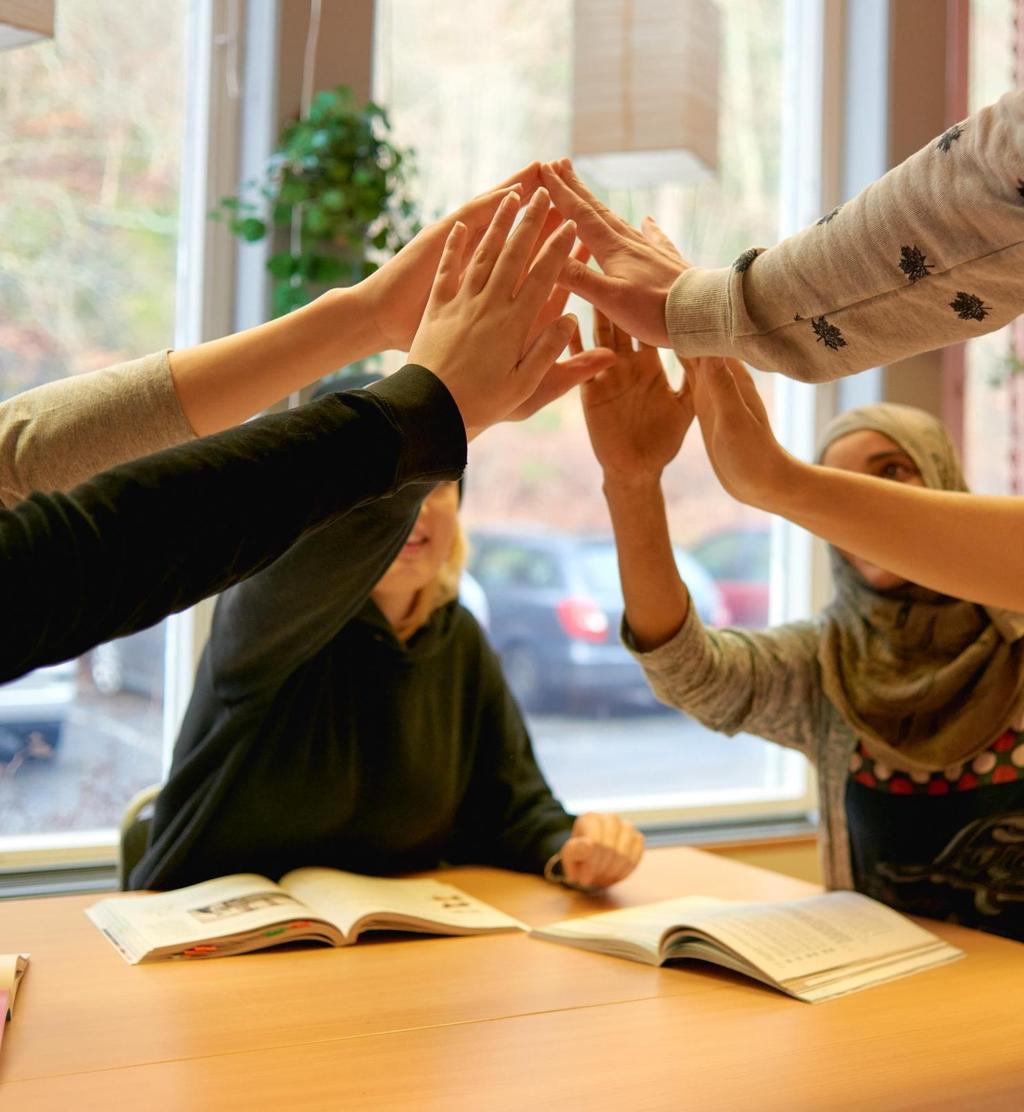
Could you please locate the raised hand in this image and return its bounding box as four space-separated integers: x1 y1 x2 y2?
539 159 687 346
559 812 644 890
356 163 544 353
407 188 587 433
690 356 797 508
581 310 694 484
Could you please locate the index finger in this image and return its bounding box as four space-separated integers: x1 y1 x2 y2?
539 163 623 267
491 160 542 199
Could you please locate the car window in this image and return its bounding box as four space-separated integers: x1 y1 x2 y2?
472 544 563 590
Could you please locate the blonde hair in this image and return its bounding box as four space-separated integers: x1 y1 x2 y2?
392 520 468 643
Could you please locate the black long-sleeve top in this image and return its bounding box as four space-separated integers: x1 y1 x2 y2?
0 366 465 683
132 470 575 889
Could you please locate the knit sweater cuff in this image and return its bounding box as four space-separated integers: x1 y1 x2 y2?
665 266 737 356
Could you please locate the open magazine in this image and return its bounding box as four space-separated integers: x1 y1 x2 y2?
532 891 963 1002
88 869 526 965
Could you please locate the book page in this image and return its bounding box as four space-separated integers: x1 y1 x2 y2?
281 868 527 938
87 874 320 962
533 897 731 963
677 891 950 981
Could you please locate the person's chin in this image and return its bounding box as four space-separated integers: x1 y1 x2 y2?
863 568 906 591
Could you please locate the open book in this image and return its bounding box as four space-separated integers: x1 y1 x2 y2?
88 869 525 965
532 891 964 1002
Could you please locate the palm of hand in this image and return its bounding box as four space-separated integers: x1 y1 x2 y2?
583 350 691 479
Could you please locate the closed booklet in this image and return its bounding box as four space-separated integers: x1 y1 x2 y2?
532 891 963 1002
88 869 525 965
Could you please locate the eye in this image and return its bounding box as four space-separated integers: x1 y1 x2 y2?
878 459 918 482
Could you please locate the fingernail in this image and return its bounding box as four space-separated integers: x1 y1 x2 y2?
558 314 578 336
562 220 577 236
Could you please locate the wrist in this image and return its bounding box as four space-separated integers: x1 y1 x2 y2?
314 286 383 366
747 453 812 516
601 470 663 498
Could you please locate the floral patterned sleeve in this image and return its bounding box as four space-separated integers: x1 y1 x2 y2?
665 88 1024 382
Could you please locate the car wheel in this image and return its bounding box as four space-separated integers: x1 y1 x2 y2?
501 643 548 712
90 642 125 696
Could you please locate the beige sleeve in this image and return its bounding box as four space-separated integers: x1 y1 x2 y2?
666 88 1024 382
0 350 196 508
623 605 827 757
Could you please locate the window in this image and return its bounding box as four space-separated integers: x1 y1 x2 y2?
0 0 187 848
962 0 1019 495
374 0 815 824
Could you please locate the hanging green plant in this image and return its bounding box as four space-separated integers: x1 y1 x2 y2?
211 85 420 317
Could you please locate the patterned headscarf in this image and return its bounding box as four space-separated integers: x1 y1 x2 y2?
816 403 1024 773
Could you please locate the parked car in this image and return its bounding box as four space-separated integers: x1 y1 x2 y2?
689 527 770 628
468 529 728 713
88 621 167 699
0 659 77 765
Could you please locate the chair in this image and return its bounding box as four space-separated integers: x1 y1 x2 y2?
118 783 162 890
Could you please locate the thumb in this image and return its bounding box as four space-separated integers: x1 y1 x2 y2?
559 836 595 886
557 256 621 312
515 314 579 397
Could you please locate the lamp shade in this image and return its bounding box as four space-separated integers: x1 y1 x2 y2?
572 0 720 187
0 0 54 51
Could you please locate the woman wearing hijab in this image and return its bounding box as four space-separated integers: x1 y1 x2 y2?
130 373 643 895
582 314 1024 940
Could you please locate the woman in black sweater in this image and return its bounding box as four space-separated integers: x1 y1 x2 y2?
133 466 644 892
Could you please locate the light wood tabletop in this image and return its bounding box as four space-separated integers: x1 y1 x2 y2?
0 845 1021 1111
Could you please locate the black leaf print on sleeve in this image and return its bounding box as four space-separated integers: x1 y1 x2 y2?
899 245 933 283
937 123 965 153
733 248 759 273
949 292 991 321
817 206 842 225
811 316 846 350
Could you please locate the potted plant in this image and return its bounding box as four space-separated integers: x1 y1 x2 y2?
212 85 420 318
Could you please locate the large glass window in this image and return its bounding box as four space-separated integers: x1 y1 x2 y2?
0 1 186 843
374 0 810 820
962 0 1018 494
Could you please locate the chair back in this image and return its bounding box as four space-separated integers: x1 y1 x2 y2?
118 783 162 890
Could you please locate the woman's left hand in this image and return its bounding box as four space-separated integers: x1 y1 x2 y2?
559 812 644 889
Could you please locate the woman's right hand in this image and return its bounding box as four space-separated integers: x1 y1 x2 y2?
690 356 801 509
407 188 586 434
581 310 693 486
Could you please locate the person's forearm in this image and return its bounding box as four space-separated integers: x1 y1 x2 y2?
766 460 1024 611
603 476 691 651
667 89 1024 382
0 365 465 684
169 286 379 436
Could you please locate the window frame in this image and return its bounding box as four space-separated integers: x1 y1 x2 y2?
0 0 252 879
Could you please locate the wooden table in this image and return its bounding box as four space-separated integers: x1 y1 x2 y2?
0 846 1021 1110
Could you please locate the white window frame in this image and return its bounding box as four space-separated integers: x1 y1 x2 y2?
0 0 256 874
566 0 843 831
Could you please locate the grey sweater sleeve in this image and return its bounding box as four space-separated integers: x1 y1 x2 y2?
624 605 827 757
666 89 1024 381
0 350 195 507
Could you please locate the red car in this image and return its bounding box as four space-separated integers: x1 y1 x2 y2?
689 528 770 628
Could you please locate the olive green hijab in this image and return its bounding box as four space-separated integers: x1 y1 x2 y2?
816 403 1024 773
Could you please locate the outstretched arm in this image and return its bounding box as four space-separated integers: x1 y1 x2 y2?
0 167 548 506
581 310 694 650
693 355 1024 612
0 368 464 684
544 89 1024 381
